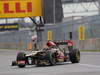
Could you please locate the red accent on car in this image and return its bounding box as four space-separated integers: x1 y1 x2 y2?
67 40 73 46
46 41 56 47
57 51 65 59
17 61 25 64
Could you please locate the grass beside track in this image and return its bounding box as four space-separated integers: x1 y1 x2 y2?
0 48 100 52
80 50 100 52
0 48 26 51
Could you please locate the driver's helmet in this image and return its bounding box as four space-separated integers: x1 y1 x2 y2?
46 41 56 47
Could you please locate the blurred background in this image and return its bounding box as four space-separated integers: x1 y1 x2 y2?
0 0 100 50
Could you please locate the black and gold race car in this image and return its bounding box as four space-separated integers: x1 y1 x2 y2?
12 40 80 68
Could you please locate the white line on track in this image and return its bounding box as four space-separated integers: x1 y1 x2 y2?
79 63 100 68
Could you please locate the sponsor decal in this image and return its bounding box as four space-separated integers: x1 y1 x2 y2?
0 0 42 18
0 23 19 31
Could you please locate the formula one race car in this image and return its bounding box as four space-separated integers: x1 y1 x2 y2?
12 40 80 68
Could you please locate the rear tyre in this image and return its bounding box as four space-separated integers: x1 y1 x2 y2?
69 49 80 63
16 52 26 68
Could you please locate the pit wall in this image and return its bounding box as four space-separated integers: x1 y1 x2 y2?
0 30 35 50
74 38 100 50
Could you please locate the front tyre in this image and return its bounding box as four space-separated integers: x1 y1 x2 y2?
16 52 26 68
48 52 56 66
69 49 80 63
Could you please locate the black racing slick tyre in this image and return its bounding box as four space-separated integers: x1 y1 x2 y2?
69 49 80 63
16 52 26 68
47 52 56 66
12 61 17 66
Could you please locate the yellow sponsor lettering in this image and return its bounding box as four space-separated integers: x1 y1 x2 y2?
4 25 18 29
0 26 3 28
